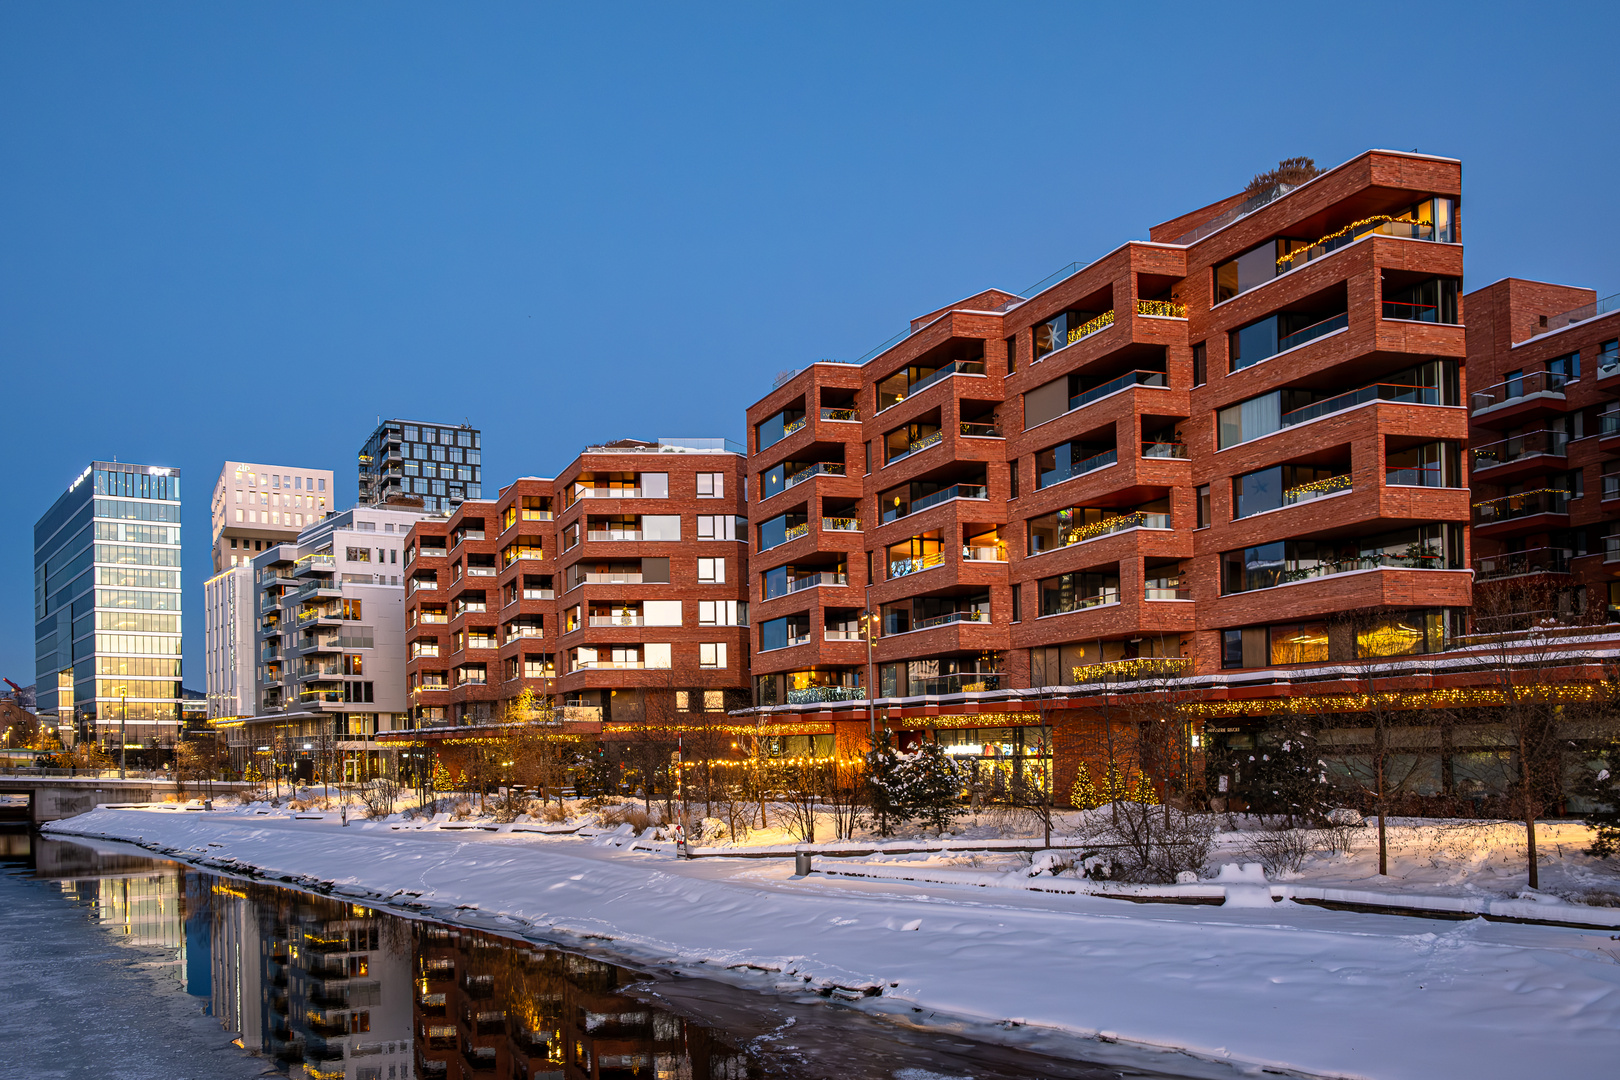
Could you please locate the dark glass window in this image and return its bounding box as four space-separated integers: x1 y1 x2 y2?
1382 277 1460 323
1192 342 1206 387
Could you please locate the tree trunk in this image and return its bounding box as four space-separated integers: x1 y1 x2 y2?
1375 723 1388 876
1520 732 1539 890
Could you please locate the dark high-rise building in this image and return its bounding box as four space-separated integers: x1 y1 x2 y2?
34 461 184 749
358 419 482 514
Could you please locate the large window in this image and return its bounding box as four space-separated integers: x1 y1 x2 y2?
1229 304 1348 371
756 409 804 452
1231 464 1344 519
1221 524 1463 595
1213 238 1308 302
1382 277 1459 323
1038 570 1120 616
1036 439 1116 489
1027 501 1170 553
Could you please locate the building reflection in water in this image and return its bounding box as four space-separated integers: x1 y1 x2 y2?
412 923 759 1080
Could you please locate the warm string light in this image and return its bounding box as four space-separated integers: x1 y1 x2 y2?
1276 215 1409 269
1174 683 1603 719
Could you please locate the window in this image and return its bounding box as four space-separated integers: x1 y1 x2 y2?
643 600 682 626
1382 276 1460 323
1005 334 1017 374
318 478 326 491
696 473 724 498
1038 571 1120 616
1034 308 1107 360
1230 305 1348 371
1213 238 1307 302
1231 464 1343 518
343 654 364 675
341 599 363 619
1599 339 1618 376
696 515 737 541
699 643 727 669
699 600 745 625
697 557 725 583
1008 459 1019 499
1216 392 1282 449
1548 352 1580 381
642 515 681 541
1220 628 1269 669
641 472 669 498
1192 342 1206 387
1196 484 1210 528
1011 583 1022 623
644 643 672 669
703 689 724 711
1221 525 1463 594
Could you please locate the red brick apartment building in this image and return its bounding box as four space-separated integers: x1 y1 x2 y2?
1464 279 1620 616
746 150 1481 788
397 439 750 739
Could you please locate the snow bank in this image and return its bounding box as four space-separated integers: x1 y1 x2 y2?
45 806 1620 1080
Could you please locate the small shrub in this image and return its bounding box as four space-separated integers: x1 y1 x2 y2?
1239 826 1327 875
599 804 652 831
539 802 568 824
450 800 474 821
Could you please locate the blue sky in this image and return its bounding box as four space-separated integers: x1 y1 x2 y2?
2 2 1617 689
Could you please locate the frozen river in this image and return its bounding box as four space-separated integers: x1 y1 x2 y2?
0 828 1244 1080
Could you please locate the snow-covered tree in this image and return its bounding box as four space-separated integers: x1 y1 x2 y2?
895 743 962 835
1580 745 1620 858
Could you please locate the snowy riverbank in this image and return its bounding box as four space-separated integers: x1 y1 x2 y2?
46 805 1620 1080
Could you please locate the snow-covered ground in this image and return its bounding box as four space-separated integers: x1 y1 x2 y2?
46 800 1620 1080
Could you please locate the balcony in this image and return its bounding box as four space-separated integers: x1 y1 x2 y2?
572 659 646 669
888 551 946 578
1470 430 1568 475
788 684 867 704
573 487 643 499
1276 310 1349 353
960 421 1002 438
1142 439 1189 460
587 530 641 542
879 360 987 414
1281 382 1448 429
821 406 860 422
1040 588 1121 617
910 609 990 631
583 572 643 584
787 571 848 593
1038 448 1118 488
588 615 644 627
823 628 865 642
1278 216 1444 274
822 516 861 532
503 626 544 641
1068 370 1167 417
1472 489 1570 527
1470 371 1566 416
905 671 1002 695
1136 299 1187 318
962 542 1008 562
294 555 335 577
1281 474 1352 509
786 462 845 488
1068 656 1192 684
782 416 808 439
1144 585 1192 600
909 483 988 516
783 521 810 542
409 579 439 595
1473 547 1572 581
886 429 943 465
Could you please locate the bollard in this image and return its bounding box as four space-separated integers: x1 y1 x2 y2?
794 851 813 877
203 799 213 811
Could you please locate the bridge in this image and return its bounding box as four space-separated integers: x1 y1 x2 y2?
0 772 255 824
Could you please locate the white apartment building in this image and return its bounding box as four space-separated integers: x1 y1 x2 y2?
215 506 423 781
202 565 255 720
211 460 336 572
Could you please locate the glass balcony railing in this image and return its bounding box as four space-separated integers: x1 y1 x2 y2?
1472 489 1570 525
959 421 1002 438
785 462 845 488
1472 547 1572 580
586 530 641 541
1144 585 1192 600
906 359 986 399
1068 370 1166 414
1282 382 1446 428
910 609 990 631
1041 448 1118 488
822 516 861 532
1277 310 1349 353
1136 299 1187 318
887 429 943 464
823 628 865 641
1278 216 1439 273
1470 430 1569 471
1043 588 1121 616
1470 370 1566 414
906 671 1002 695
787 572 847 593
962 543 1008 562
1052 511 1171 548
1603 410 1620 435
787 684 867 704
888 551 946 579
1282 474 1352 506
294 555 336 576
782 416 808 438
784 522 810 542
1385 464 1455 487
573 488 644 500
1141 440 1188 459
583 572 643 584
1065 310 1114 345
588 615 643 627
821 407 860 422
1069 656 1192 683
909 483 988 515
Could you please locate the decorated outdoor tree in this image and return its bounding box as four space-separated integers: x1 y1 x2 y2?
431 756 456 793
1069 761 1102 810
1125 768 1160 806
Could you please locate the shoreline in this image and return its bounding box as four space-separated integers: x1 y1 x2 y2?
44 806 1620 1080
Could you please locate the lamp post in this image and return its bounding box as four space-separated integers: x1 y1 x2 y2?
862 582 876 737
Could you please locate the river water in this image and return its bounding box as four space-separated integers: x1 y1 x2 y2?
0 829 1259 1080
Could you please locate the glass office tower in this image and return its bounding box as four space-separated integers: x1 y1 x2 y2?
34 461 184 749
357 419 481 514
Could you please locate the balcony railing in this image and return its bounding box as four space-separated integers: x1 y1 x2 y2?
572 659 647 670
1040 448 1118 488
888 551 946 578
1533 291 1619 336
1281 382 1447 428
294 555 336 576
1142 440 1188 459
1471 430 1569 471
906 671 1001 695
1144 585 1192 600
911 609 990 631
1136 299 1187 318
1066 310 1114 344
1385 464 1456 487
787 684 866 704
887 429 943 464
782 416 807 438
1068 656 1192 683
786 462 845 488
1473 489 1570 524
821 407 860 422
1473 547 1572 580
959 421 1002 438
787 572 847 593
583 572 643 584
587 530 641 542
522 509 554 521
1277 216 1439 273
504 626 545 640
573 488 644 499
823 629 865 641
905 359 986 400
588 615 643 627
822 516 861 532
1282 474 1352 507
1470 370 1566 414
522 588 555 600
962 543 1008 562
1602 410 1620 436
1068 369 1167 415
1051 511 1169 549
910 483 988 515
1042 588 1121 616
784 522 810 542
1277 310 1349 353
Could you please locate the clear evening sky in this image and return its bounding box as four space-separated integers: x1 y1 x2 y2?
2 2 1616 690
